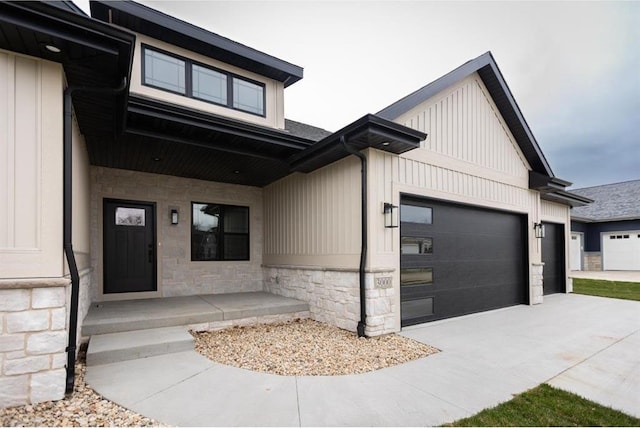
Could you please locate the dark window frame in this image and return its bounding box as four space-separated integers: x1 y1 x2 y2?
142 44 266 117
191 201 250 262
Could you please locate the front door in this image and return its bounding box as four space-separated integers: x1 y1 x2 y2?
103 199 157 294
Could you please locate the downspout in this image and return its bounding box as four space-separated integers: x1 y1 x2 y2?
64 78 127 395
340 136 367 337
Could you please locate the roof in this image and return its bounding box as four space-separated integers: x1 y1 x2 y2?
377 51 553 177
284 119 332 142
570 180 640 222
90 0 303 87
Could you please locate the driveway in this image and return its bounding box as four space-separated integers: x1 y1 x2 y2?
86 294 640 426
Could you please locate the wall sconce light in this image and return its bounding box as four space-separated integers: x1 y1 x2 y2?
534 222 545 239
170 209 179 225
383 203 399 228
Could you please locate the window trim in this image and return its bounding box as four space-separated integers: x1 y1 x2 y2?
190 201 250 262
142 44 266 117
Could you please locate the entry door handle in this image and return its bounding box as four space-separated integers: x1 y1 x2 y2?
148 244 154 263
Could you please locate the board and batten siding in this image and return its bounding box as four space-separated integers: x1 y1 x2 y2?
0 50 64 278
263 156 361 268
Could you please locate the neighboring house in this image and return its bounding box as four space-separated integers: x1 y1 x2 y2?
0 0 589 407
569 180 640 271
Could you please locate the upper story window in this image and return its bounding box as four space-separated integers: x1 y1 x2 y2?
142 45 265 116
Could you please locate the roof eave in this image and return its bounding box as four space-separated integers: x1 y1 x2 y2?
90 0 303 87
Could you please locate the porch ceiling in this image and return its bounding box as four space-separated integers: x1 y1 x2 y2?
87 95 315 187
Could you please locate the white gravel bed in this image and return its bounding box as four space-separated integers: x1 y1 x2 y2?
192 318 439 376
0 362 164 427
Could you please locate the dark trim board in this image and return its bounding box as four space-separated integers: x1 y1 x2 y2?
400 195 529 326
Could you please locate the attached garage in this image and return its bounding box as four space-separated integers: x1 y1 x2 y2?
602 232 640 270
541 222 566 294
400 196 529 326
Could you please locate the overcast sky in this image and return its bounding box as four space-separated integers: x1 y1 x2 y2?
75 1 638 189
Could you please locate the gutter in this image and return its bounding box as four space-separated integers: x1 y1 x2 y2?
64 77 127 395
340 136 367 337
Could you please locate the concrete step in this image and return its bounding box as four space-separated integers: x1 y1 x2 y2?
81 293 309 336
86 326 194 366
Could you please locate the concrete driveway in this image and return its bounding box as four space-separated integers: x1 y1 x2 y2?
86 294 640 426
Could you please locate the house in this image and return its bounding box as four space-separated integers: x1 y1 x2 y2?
0 0 590 408
569 180 640 271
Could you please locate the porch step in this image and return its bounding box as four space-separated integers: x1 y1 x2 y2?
81 292 309 336
86 326 194 366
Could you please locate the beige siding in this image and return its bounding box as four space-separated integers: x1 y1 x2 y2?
71 116 91 272
130 33 285 129
0 51 64 278
263 157 361 268
395 73 530 181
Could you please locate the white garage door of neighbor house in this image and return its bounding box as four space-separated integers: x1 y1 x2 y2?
602 232 640 270
570 233 582 271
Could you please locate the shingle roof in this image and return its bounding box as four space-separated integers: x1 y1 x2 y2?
284 119 332 142
570 180 640 221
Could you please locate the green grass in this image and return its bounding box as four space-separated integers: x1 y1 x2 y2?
572 278 640 301
447 384 640 426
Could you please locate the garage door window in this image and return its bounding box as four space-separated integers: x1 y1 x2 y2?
401 267 433 287
401 237 433 254
400 204 432 224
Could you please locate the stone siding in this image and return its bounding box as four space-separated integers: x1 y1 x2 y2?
584 252 602 271
0 279 70 408
263 266 396 336
530 263 544 304
90 167 264 299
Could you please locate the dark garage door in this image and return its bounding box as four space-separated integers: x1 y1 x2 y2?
541 222 565 295
400 196 528 326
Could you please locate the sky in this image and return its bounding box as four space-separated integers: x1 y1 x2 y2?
74 0 639 189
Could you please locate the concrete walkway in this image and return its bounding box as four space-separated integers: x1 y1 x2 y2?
85 294 640 426
569 270 640 282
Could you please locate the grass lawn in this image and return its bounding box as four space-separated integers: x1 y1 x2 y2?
447 384 640 427
572 278 640 301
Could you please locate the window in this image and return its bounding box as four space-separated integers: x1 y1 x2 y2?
142 45 265 116
400 204 433 224
192 64 227 105
144 49 186 94
400 267 433 287
233 78 264 115
401 237 433 254
191 202 249 261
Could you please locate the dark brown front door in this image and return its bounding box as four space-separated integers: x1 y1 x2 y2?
103 199 156 294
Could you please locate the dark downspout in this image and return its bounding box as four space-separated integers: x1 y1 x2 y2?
64 78 127 395
340 136 367 337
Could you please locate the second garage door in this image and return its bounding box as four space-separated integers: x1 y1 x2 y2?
400 196 528 326
603 232 640 270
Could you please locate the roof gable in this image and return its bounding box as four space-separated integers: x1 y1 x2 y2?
377 51 553 177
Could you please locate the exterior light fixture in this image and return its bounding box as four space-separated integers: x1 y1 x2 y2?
170 209 179 225
534 222 545 239
383 202 398 228
45 44 61 53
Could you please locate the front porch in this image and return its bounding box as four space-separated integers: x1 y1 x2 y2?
82 291 310 336
81 291 310 366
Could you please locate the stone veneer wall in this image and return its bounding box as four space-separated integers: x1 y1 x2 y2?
90 167 264 299
263 266 396 336
584 252 602 271
0 279 69 408
530 263 544 304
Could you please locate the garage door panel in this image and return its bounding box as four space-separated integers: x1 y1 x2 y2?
400 197 528 326
603 232 640 270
